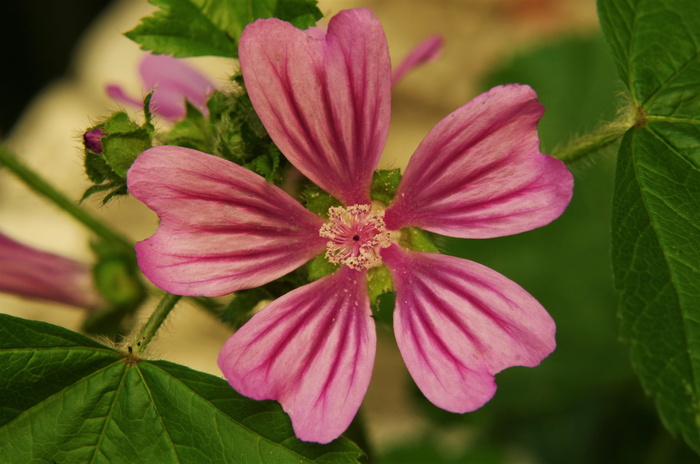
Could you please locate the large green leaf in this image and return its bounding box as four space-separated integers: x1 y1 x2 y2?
125 0 322 58
0 313 362 463
598 0 700 453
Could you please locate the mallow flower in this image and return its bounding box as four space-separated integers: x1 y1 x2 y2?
127 9 573 443
106 54 214 120
0 232 101 310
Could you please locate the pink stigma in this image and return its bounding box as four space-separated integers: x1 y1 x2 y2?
319 205 391 270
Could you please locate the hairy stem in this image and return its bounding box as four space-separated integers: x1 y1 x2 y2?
0 144 132 250
133 293 182 354
551 110 635 164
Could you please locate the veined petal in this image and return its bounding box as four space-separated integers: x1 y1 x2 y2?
218 267 375 443
392 35 444 86
0 233 101 310
385 84 573 238
127 146 327 296
382 244 555 413
240 9 391 205
140 54 214 119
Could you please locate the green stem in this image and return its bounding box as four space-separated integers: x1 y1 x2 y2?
552 116 633 164
0 144 132 250
134 293 182 354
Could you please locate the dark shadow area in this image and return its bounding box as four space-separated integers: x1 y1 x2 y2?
0 1 113 135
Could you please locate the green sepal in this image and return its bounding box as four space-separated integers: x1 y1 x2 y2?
307 253 339 282
102 112 153 178
162 101 212 152
101 184 129 205
304 185 342 218
79 181 128 206
142 91 156 129
399 227 440 253
244 144 282 183
82 98 155 203
367 264 392 303
203 87 289 186
206 89 246 161
83 148 111 184
370 292 395 327
367 264 394 324
370 168 402 205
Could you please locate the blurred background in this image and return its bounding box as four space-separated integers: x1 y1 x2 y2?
1 0 698 462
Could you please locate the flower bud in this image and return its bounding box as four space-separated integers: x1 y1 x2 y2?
83 127 106 154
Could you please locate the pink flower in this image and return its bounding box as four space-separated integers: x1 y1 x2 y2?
0 232 101 310
127 9 573 443
392 35 444 86
107 54 215 120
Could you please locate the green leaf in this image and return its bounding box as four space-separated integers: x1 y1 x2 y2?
0 313 363 463
125 0 238 58
599 0 700 453
125 0 322 58
598 0 700 119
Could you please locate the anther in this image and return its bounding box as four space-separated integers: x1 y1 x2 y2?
319 204 391 270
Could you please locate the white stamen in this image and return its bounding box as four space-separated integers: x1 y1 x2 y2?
319 204 391 270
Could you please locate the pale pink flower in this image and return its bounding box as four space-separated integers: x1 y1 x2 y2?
127 9 573 443
0 233 101 310
107 54 214 120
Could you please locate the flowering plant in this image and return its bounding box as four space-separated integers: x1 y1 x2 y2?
1 0 699 462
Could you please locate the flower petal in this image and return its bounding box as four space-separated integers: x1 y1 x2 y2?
392 35 444 86
139 54 214 119
382 244 555 413
127 146 327 296
218 267 375 443
0 233 101 310
240 9 392 205
384 84 573 238
105 84 142 108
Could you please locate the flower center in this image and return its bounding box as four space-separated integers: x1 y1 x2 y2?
319 204 391 271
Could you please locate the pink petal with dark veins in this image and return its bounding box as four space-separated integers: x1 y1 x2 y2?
239 9 392 205
385 84 573 238
127 146 326 296
382 244 555 412
218 267 375 443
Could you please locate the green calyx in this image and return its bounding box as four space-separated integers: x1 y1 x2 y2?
82 94 156 204
101 112 154 178
399 227 440 253
304 186 343 218
307 253 339 281
370 168 402 205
